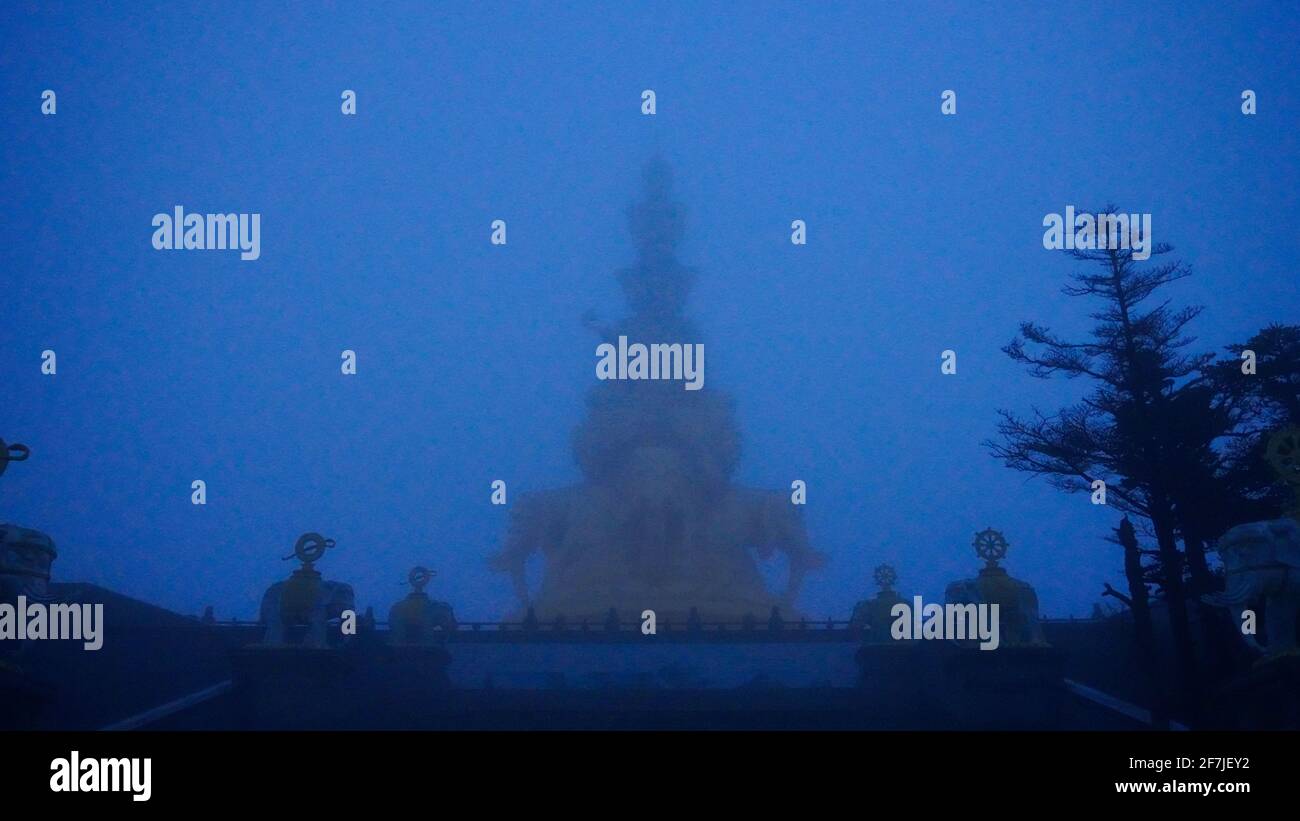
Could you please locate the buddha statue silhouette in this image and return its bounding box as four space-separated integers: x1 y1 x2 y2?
489 159 825 622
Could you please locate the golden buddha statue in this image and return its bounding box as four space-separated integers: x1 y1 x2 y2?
944 529 1047 647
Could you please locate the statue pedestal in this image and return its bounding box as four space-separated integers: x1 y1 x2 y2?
936 644 1065 729
856 642 1065 728
854 643 939 727
231 644 452 729
231 646 358 730
0 662 55 729
1217 655 1300 730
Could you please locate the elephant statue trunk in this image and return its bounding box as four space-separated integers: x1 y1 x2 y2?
1205 569 1265 609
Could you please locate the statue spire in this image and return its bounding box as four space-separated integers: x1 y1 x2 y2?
617 157 694 321
627 155 683 257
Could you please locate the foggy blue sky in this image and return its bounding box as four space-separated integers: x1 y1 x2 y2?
2 1 1297 620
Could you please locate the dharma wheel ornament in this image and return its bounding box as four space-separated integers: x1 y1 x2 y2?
407 566 436 593
0 439 30 478
282 532 336 568
873 564 898 592
973 528 1009 569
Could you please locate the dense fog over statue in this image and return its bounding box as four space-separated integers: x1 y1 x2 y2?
490 160 825 621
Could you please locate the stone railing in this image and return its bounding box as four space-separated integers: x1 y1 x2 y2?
199 614 1103 642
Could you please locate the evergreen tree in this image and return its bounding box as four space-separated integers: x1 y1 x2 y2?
986 224 1212 722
